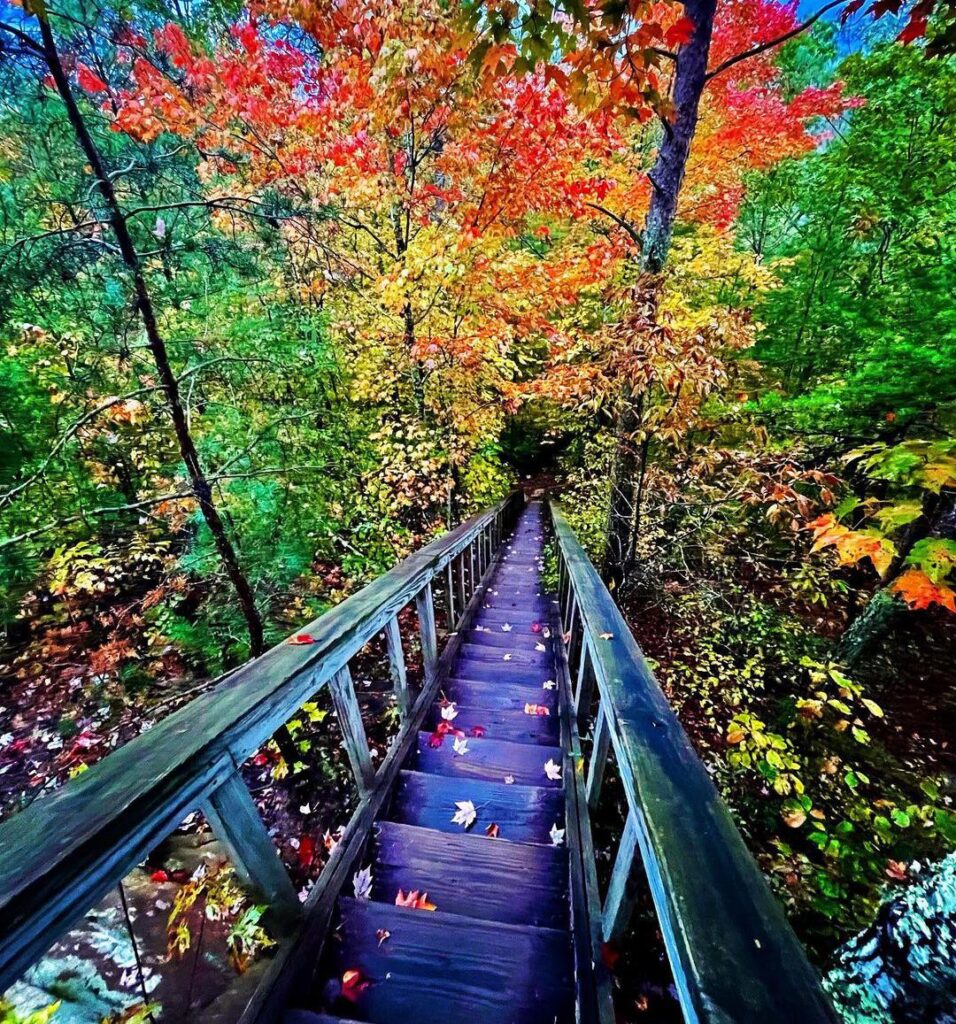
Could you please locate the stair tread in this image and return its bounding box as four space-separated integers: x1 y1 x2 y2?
322 898 573 1024
369 820 569 928
426 704 559 744
412 731 563 787
388 769 564 843
445 676 558 711
458 642 552 666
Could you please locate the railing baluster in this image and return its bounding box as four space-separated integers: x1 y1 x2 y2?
445 560 456 628
469 541 477 596
455 552 467 611
586 705 611 810
603 811 639 942
384 615 410 717
329 665 375 794
416 583 438 686
203 772 301 925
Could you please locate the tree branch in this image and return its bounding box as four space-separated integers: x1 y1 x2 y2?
586 203 644 250
704 0 848 82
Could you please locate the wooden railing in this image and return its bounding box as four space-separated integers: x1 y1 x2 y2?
0 492 524 1013
550 502 838 1024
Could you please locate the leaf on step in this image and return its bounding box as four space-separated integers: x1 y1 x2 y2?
504 774 515 784
501 623 513 632
352 865 373 900
503 653 512 661
341 968 369 1002
376 928 391 946
288 633 317 645
396 889 437 911
542 679 557 690
524 702 550 716
469 724 486 737
535 642 546 652
451 799 477 828
440 702 459 721
485 823 500 838
599 632 614 641
427 731 444 748
550 823 565 846
544 758 562 781
542 627 551 639
530 622 542 633
453 735 469 756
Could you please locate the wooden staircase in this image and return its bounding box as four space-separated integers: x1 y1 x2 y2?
299 503 575 1023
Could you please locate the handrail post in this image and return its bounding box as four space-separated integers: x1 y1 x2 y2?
586 705 611 810
416 583 438 686
603 811 639 942
384 616 410 717
329 666 375 795
445 561 456 628
203 772 301 927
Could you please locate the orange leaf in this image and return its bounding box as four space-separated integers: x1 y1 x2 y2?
288 633 317 645
395 889 437 911
485 822 500 838
890 569 956 613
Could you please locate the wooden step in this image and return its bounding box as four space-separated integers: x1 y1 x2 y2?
320 898 574 1024
387 770 564 844
444 676 558 711
452 658 556 686
412 731 563 788
464 628 552 650
426 704 559 745
458 642 552 667
473 606 556 626
368 821 570 928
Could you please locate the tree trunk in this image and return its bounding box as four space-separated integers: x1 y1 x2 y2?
641 0 718 274
38 16 265 658
603 0 717 583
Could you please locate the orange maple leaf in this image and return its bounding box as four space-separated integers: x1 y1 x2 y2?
395 889 437 911
890 569 956 613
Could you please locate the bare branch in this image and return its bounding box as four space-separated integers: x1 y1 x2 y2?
587 203 644 250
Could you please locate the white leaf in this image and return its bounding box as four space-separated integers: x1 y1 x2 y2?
535 642 546 652
452 736 469 756
550 823 565 846
504 774 515 785
542 627 551 639
451 800 477 829
503 653 512 661
441 703 459 721
501 623 513 632
353 865 373 900
542 679 557 690
544 759 562 781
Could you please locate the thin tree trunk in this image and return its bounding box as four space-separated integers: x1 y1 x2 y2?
38 16 265 657
641 0 718 274
603 0 717 583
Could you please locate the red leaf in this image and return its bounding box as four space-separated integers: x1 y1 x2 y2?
530 622 542 633
395 888 437 911
665 16 696 48
150 870 169 883
485 822 500 838
341 968 369 1002
76 64 108 93
288 633 317 645
427 731 444 748
469 725 486 737
297 834 316 869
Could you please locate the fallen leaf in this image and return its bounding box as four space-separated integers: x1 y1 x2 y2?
544 758 562 781
550 823 565 846
297 834 316 869
485 823 500 838
524 702 551 716
376 929 391 946
452 736 469 756
469 724 486 737
782 808 807 829
395 888 437 911
341 968 369 1002
542 627 551 639
542 679 557 690
599 632 613 641
501 623 513 632
441 703 459 721
451 799 477 829
530 622 542 633
427 731 444 748
535 642 546 652
353 865 373 900
288 633 317 645
150 870 169 883
503 653 512 661
504 774 515 784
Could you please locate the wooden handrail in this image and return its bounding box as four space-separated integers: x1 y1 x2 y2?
549 502 838 1024
0 491 523 994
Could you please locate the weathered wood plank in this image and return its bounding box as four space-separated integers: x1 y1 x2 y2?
384 615 410 717
602 811 639 942
415 584 438 688
586 704 611 811
329 666 375 795
202 772 301 926
549 502 837 1024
